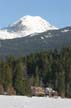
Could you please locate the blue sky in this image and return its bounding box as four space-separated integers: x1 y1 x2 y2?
0 0 71 28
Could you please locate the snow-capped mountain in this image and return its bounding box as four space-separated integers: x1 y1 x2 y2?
0 15 71 57
0 26 71 57
0 15 57 39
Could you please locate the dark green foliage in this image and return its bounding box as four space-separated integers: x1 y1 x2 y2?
14 62 25 95
0 63 12 90
14 61 31 95
0 47 71 97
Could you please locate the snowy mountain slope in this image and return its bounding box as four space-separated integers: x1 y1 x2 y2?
0 15 57 39
0 27 71 58
0 26 71 57
0 16 71 57
0 96 71 108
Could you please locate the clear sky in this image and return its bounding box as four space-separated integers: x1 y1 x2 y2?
0 0 71 28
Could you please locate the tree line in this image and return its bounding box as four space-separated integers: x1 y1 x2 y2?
0 47 71 97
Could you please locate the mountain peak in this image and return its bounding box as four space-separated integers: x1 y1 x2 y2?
10 15 57 31
0 15 57 39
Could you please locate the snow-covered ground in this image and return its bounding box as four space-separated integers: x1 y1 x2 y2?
0 95 71 108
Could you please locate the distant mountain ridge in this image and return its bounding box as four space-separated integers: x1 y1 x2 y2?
0 26 71 57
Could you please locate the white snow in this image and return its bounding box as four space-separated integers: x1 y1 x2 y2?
44 32 52 38
41 36 44 39
0 95 71 108
0 15 57 39
61 29 70 33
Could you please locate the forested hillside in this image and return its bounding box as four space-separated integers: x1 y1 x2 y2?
0 47 71 97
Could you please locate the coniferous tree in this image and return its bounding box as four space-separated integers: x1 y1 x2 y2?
14 62 25 95
3 63 12 90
